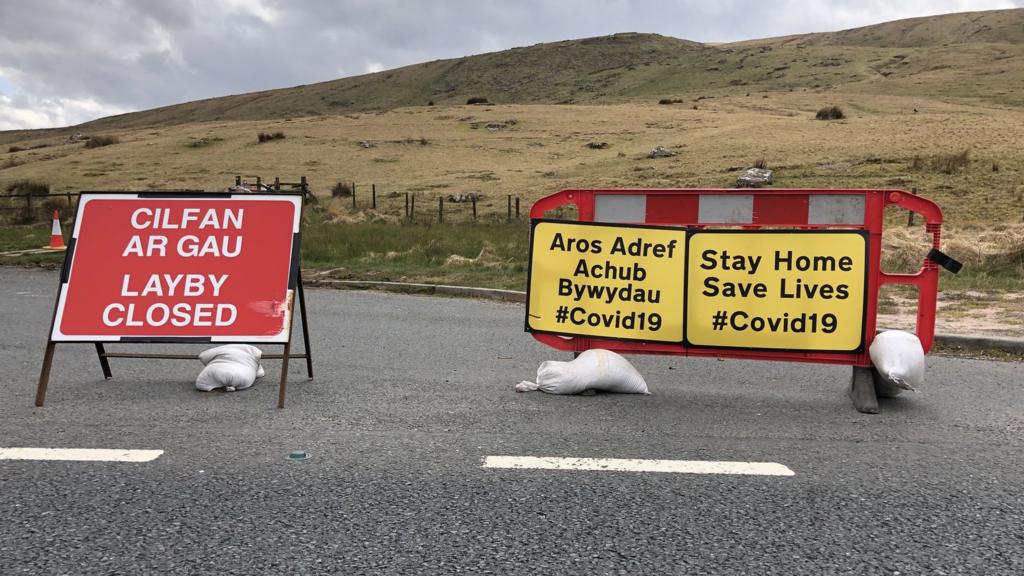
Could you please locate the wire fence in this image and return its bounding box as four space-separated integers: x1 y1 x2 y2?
0 191 79 225
326 182 523 224
0 177 525 226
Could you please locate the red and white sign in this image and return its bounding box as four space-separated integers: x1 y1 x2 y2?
52 193 302 342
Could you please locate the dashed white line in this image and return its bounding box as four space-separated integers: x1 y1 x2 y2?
0 448 163 462
481 456 794 476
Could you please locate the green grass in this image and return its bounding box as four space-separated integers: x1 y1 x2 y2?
0 225 65 266
301 220 530 289
938 266 1024 292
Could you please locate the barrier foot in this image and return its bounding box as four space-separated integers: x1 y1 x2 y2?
849 366 879 414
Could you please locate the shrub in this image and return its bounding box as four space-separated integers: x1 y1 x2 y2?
84 135 119 148
7 146 24 153
6 180 50 196
658 98 683 105
815 105 845 120
992 161 1000 172
466 97 489 105
257 131 286 143
752 158 768 170
331 182 352 198
42 196 71 218
3 180 50 224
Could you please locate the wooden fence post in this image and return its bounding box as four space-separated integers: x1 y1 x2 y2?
405 192 409 220
438 196 444 223
515 196 520 220
274 177 281 192
410 194 416 221
372 184 376 209
472 196 477 222
352 183 357 210
507 194 512 222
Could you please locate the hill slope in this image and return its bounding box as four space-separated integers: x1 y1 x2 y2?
0 8 1015 140
774 8 1024 47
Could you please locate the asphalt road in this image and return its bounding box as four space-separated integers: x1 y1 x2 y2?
1 267 1022 575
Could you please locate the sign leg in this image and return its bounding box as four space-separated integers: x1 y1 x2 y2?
297 275 314 379
35 341 56 407
277 342 291 409
95 342 113 380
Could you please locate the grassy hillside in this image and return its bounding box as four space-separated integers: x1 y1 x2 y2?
3 96 1022 224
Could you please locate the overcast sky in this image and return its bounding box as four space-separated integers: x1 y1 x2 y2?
0 0 1019 130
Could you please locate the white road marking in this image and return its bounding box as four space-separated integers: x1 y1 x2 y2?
481 456 794 476
0 448 163 462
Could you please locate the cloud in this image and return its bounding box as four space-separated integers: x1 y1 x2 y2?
0 93 128 131
0 0 1020 130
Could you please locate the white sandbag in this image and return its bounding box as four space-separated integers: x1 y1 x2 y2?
195 344 264 392
517 349 649 395
869 330 924 394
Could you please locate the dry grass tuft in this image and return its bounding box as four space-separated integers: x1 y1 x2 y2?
932 149 970 174
883 224 1024 274
443 241 506 268
84 135 119 148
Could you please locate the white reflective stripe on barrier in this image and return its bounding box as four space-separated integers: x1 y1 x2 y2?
698 194 753 224
594 194 646 223
808 194 865 225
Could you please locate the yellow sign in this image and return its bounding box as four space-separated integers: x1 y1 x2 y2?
527 221 687 343
686 232 867 351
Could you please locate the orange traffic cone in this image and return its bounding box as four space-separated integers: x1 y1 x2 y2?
45 211 66 250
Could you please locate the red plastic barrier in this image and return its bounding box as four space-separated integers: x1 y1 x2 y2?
529 188 943 366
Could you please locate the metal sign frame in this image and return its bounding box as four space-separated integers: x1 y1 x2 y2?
35 191 314 408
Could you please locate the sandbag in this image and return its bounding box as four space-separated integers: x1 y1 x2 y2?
869 330 924 395
516 349 649 395
196 344 265 392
